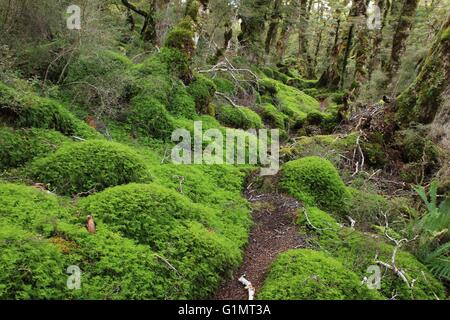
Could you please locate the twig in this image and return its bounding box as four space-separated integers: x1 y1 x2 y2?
238 275 255 300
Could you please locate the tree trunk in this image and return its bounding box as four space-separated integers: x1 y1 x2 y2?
385 0 419 78
275 21 291 61
396 12 450 125
265 0 282 55
368 0 389 81
297 0 314 79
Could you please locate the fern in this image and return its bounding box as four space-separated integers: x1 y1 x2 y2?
413 181 450 281
424 243 450 281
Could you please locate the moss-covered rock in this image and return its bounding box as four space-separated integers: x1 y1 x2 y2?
27 140 151 196
0 126 69 170
280 156 350 214
258 249 383 300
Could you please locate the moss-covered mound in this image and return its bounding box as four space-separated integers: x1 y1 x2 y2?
0 83 99 139
187 75 217 114
0 183 180 300
280 156 350 214
128 95 175 140
296 209 447 300
168 83 197 118
260 103 288 130
258 249 383 300
0 126 69 170
27 140 150 195
216 105 263 129
78 183 244 298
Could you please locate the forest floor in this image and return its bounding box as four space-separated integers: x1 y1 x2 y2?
213 177 308 300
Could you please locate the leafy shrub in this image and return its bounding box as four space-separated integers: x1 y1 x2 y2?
0 83 99 139
187 75 217 114
27 140 150 195
280 156 350 214
0 126 69 170
216 105 263 129
78 183 243 298
128 95 174 140
213 77 235 94
258 249 383 300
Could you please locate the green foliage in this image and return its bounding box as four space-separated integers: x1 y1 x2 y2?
128 95 175 139
27 140 151 196
346 187 390 228
187 75 217 114
413 182 450 281
216 105 263 129
0 82 99 139
0 126 69 170
280 156 350 214
78 183 245 298
259 249 383 300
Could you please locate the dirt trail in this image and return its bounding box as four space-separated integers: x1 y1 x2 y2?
213 183 307 300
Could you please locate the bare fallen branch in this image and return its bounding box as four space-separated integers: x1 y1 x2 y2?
238 275 255 300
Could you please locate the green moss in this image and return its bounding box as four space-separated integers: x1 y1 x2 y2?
216 105 263 129
297 207 341 242
318 228 447 300
168 83 196 118
187 75 217 114
259 249 383 300
440 27 450 41
128 95 175 140
260 104 287 129
280 156 350 214
165 26 195 58
394 128 440 164
0 182 68 233
78 183 244 298
0 83 100 139
66 50 132 83
0 126 69 170
346 187 390 228
27 140 151 196
213 77 234 94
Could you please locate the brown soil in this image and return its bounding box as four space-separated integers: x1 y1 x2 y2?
213 185 307 300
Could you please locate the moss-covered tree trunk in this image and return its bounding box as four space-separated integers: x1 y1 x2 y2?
368 0 389 81
265 0 283 55
352 1 369 91
297 0 314 79
385 0 419 78
396 12 450 125
318 1 366 89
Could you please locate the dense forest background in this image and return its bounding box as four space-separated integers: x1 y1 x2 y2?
0 0 449 300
